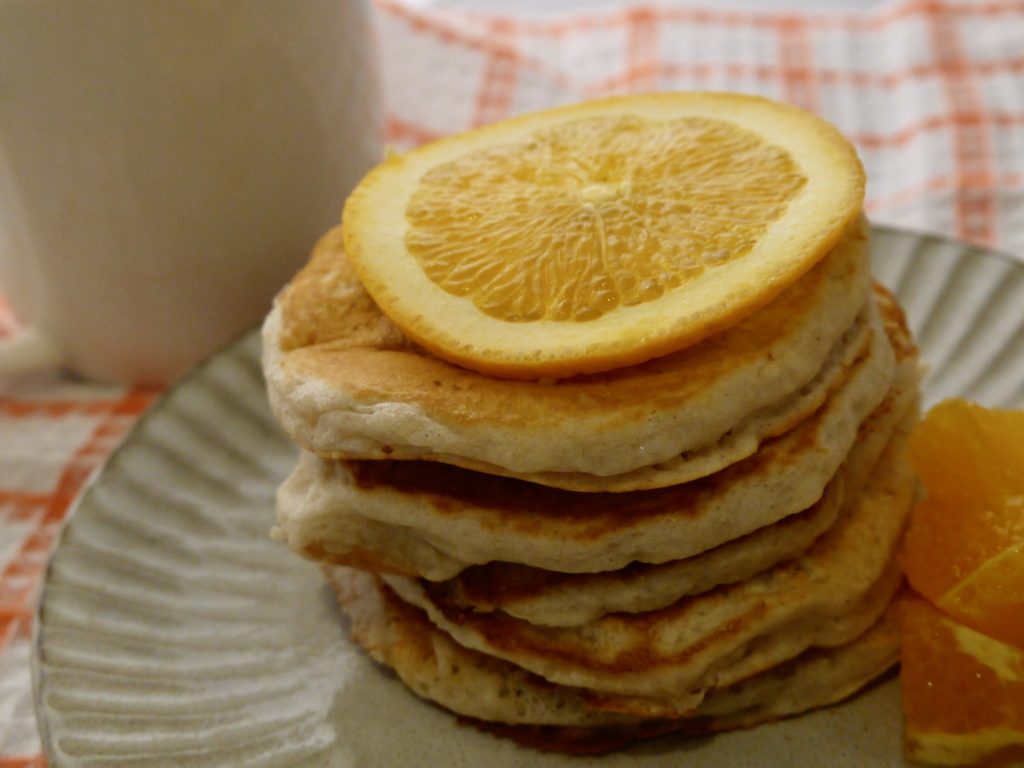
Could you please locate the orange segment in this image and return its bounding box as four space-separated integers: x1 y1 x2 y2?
903 399 1024 648
343 92 865 379
941 543 1024 653
900 593 1024 766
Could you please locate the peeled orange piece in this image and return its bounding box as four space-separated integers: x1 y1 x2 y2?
900 593 1024 766
343 92 865 379
903 399 1024 649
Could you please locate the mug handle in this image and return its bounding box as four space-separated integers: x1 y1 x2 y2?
0 326 62 374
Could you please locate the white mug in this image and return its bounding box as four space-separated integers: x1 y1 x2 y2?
0 0 382 384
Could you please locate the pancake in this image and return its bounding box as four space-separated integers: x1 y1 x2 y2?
272 298 896 580
262 219 870 482
427 362 917 626
380 431 915 708
462 300 874 492
434 478 845 627
328 564 900 740
470 606 900 754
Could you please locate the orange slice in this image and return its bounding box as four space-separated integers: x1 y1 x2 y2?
342 92 865 379
903 399 1024 649
900 592 1024 766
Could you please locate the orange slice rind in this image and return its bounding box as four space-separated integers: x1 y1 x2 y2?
342 92 865 379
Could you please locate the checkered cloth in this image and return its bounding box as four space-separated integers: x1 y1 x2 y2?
2 0 1022 763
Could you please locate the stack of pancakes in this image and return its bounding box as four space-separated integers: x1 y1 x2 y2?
262 215 920 753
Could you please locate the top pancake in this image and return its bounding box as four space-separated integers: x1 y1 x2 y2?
272 294 902 581
262 219 870 483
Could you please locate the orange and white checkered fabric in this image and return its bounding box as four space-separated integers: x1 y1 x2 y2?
376 0 1024 251
2 0 1022 762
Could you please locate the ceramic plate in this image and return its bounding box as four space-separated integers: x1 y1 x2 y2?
32 226 1024 767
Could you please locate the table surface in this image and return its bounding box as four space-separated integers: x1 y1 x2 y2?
3 0 1023 765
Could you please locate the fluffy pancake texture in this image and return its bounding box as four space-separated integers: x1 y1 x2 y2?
432 477 846 627
425 373 917 626
262 219 870 483
328 565 900 732
274 298 898 580
380 437 914 708
262 147 922 754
